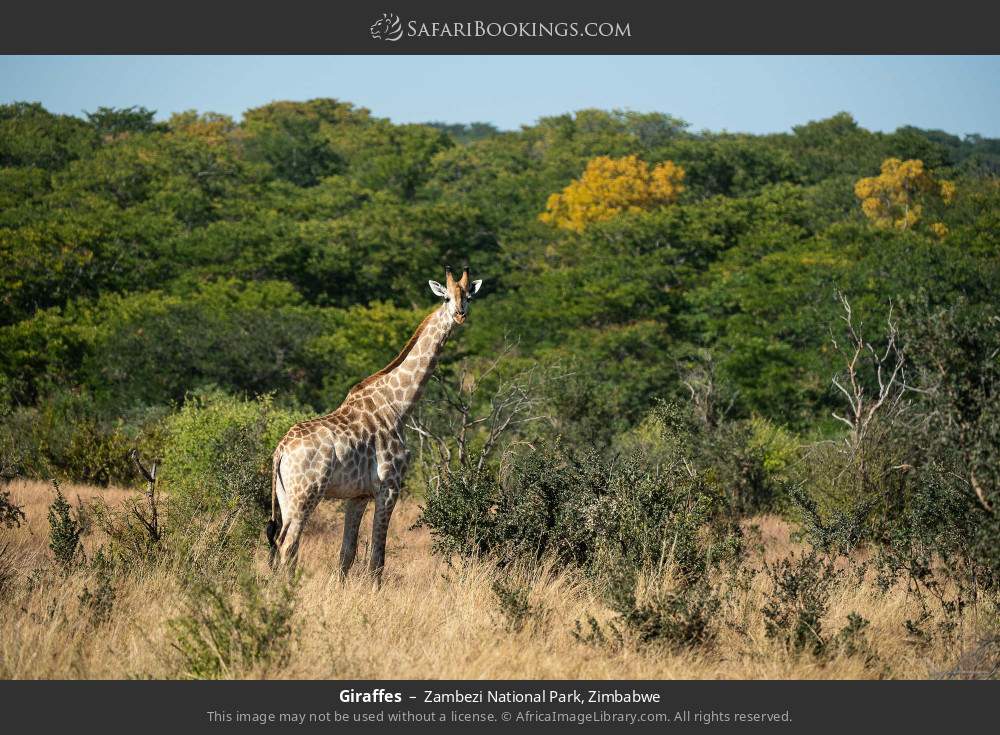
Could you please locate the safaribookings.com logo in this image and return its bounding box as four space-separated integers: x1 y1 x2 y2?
370 13 631 42
370 13 404 41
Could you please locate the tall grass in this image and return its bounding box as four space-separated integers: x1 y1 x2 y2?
0 479 994 680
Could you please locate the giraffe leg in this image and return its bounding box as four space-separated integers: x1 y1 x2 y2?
277 515 307 571
339 497 368 581
369 483 398 586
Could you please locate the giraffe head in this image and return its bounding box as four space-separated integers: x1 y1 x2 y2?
428 266 483 325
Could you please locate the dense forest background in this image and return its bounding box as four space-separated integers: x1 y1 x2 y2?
0 99 998 487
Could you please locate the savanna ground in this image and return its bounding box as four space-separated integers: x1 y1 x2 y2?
2 479 994 680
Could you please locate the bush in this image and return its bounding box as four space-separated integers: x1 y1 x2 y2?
47 481 84 570
420 407 742 582
792 298 1000 616
606 572 721 648
87 494 162 569
159 390 308 548
0 390 165 486
762 550 839 656
868 465 986 620
78 550 116 627
492 577 539 633
761 549 877 666
0 491 22 598
0 540 15 599
169 571 298 679
904 300 1000 591
831 612 879 666
616 402 795 518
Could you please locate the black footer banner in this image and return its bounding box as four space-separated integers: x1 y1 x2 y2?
1 680 993 733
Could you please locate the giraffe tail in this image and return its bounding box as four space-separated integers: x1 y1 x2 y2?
266 454 283 567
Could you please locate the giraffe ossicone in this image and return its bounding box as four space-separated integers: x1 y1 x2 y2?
266 266 485 581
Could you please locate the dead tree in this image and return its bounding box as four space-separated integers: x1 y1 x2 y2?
830 292 908 456
129 448 160 543
825 292 918 511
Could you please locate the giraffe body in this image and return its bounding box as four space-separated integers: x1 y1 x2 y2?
267 267 482 580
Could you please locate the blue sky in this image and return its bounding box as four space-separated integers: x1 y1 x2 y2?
1 55 998 136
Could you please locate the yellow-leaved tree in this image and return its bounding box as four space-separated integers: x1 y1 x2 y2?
854 158 955 232
540 154 685 232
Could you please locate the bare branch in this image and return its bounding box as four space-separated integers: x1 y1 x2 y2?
970 469 993 513
828 292 914 493
406 340 565 484
129 448 160 542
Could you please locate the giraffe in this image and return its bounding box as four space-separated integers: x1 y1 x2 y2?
265 266 484 581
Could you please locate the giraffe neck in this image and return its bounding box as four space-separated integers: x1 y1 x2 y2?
361 304 454 425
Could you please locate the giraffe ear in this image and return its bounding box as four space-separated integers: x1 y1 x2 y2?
428 280 448 299
470 279 483 297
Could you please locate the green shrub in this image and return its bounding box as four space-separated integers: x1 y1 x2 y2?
421 410 742 582
87 495 162 569
47 481 84 570
790 298 1000 613
571 616 623 649
169 571 298 679
868 465 986 621
492 577 539 633
606 572 721 648
791 296 1000 617
791 443 990 641
78 550 116 627
747 416 799 476
702 420 789 517
831 612 880 667
0 391 165 486
160 390 308 547
903 300 1000 592
615 403 794 517
0 540 14 599
760 549 875 664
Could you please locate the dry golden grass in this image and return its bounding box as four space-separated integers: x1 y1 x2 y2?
0 479 993 680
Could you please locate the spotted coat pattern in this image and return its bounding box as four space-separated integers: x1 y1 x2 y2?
268 268 477 581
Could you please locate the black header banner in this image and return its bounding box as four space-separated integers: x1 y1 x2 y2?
3 0 1000 53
